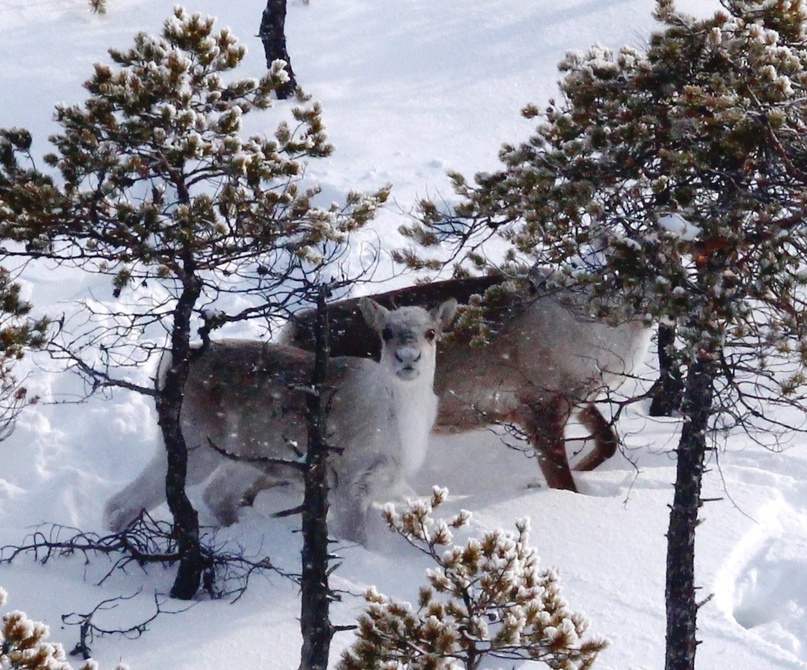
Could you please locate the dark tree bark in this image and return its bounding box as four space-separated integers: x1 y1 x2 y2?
159 255 206 601
650 323 685 417
299 285 334 670
259 0 297 99
664 351 715 670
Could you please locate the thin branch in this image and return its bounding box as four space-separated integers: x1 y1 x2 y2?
63 591 191 659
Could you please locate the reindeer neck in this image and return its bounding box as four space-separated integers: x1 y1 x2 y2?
391 374 437 477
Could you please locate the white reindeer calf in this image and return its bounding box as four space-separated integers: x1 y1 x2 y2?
103 298 457 544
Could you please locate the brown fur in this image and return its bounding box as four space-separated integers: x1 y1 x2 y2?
283 275 652 491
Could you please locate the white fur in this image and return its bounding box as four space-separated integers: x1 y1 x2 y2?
392 378 438 476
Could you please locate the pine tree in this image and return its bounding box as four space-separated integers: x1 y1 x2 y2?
0 268 48 441
299 284 336 670
88 0 107 15
339 488 607 670
402 1 807 668
259 0 297 99
0 586 124 670
0 7 386 600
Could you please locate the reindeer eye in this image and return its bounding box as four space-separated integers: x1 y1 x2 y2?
425 328 437 342
381 326 394 342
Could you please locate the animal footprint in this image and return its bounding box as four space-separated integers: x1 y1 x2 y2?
720 498 807 661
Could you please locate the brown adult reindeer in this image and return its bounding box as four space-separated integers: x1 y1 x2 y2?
282 273 652 491
104 298 457 544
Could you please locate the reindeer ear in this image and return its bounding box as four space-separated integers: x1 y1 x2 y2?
360 298 390 333
432 298 458 330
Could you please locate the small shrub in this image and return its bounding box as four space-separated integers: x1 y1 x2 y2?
338 487 607 670
0 587 124 670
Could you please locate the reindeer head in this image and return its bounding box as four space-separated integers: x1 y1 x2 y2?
360 298 457 382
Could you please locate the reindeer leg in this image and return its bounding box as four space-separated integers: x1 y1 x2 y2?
526 398 577 491
573 403 618 472
203 462 271 526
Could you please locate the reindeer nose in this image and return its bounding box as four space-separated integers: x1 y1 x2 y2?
395 347 422 365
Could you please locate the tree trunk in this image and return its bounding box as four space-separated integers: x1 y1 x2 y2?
664 351 715 670
299 286 334 670
259 0 297 99
160 270 205 601
650 323 684 417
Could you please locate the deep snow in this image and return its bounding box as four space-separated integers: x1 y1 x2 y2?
2 0 807 668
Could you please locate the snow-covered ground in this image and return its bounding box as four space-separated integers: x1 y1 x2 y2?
2 0 807 668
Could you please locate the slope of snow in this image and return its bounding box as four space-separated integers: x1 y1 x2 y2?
3 1 807 669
